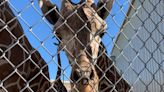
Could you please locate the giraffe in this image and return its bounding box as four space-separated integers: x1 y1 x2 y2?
0 0 67 92
96 42 131 92
40 0 130 92
39 0 116 92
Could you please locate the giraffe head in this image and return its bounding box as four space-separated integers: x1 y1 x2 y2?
39 0 113 91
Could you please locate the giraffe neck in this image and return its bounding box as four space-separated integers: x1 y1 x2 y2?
0 1 50 92
96 42 131 92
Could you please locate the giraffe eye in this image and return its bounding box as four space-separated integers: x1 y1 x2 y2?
90 70 94 80
87 46 92 55
73 69 80 81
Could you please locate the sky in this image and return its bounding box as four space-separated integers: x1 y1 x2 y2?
8 0 130 80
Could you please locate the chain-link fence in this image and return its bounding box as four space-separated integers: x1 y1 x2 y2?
0 0 164 92
112 0 164 92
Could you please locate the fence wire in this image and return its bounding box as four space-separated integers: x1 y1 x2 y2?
0 0 164 92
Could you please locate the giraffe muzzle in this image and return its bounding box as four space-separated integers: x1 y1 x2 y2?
82 78 89 85
80 69 95 85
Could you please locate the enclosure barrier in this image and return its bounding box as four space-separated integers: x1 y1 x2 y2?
0 0 164 92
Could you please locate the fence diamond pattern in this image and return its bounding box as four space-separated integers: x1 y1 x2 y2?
0 0 164 92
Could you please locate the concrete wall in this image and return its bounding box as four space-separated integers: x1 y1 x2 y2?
111 0 164 91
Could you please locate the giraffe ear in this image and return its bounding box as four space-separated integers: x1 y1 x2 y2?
39 0 60 25
97 0 114 19
83 7 94 20
83 7 107 32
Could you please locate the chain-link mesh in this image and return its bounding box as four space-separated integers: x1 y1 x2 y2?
0 0 164 92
